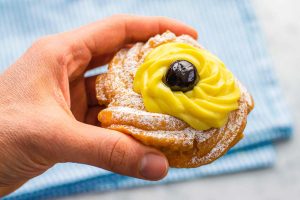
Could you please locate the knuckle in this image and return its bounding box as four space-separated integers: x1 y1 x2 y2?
30 36 56 52
29 34 90 72
106 136 130 172
29 36 63 63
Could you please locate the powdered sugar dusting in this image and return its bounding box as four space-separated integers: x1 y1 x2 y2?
101 106 188 131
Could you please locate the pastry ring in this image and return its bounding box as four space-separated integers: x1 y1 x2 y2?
96 31 254 168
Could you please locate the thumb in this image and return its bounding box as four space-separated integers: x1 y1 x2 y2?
53 121 169 181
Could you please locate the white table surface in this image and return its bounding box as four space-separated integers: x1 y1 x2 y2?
62 0 300 199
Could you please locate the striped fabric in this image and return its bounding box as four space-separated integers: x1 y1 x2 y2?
0 0 292 199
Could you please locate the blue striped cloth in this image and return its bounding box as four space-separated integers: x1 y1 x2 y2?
1 0 292 199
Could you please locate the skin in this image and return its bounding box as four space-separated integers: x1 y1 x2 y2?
0 14 198 197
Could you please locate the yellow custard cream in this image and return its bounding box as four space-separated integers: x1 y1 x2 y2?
133 42 240 130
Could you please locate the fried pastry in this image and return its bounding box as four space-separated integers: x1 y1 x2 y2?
96 31 254 168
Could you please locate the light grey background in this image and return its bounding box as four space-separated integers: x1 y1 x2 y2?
62 0 300 199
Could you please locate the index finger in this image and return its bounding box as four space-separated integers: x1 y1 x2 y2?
70 14 198 57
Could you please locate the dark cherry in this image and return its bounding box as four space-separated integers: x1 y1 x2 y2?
163 60 200 92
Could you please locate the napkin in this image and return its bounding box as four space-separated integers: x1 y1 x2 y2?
0 0 292 199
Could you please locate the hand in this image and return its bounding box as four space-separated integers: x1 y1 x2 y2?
0 14 197 196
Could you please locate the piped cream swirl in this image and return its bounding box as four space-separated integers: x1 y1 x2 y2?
133 42 240 130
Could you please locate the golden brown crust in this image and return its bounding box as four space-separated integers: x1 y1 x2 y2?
95 31 254 168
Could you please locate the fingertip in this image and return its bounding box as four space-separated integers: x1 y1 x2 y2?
182 27 198 40
139 152 169 181
189 28 199 40
157 16 198 39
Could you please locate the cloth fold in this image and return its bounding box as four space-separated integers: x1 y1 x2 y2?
0 0 292 199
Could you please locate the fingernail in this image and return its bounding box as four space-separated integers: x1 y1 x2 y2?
139 153 168 180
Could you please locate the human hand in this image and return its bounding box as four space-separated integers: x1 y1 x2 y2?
0 14 197 196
